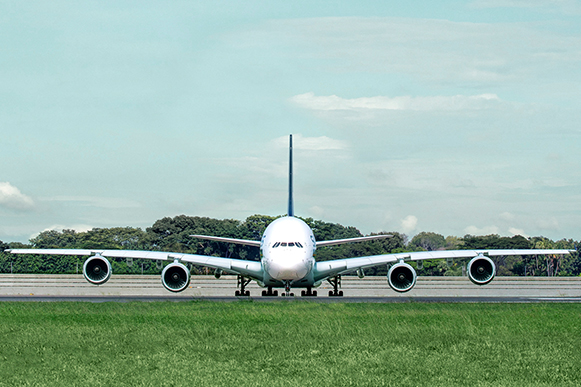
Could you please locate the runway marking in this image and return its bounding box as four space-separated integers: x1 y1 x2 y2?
530 297 581 301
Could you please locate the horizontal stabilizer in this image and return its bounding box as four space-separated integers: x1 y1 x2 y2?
316 234 392 247
190 235 261 247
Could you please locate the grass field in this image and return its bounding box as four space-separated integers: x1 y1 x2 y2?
0 301 580 387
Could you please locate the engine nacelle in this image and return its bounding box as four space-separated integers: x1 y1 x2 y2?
468 255 495 285
161 262 191 292
388 262 417 293
83 254 112 285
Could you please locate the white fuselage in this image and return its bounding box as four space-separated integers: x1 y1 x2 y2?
260 217 316 284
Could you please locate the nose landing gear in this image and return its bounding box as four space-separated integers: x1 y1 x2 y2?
281 281 294 297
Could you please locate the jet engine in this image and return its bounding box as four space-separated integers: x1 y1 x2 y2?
467 254 495 285
388 262 417 292
83 254 112 285
161 262 191 292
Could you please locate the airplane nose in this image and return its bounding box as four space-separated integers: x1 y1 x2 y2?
267 254 309 280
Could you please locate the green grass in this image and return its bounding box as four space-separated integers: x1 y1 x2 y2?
0 302 580 387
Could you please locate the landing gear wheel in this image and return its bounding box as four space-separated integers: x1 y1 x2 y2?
283 280 293 297
236 276 251 297
262 287 278 297
327 276 343 297
302 287 318 297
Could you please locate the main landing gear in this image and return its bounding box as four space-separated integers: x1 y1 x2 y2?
301 287 317 297
235 275 251 296
328 275 343 297
262 287 278 297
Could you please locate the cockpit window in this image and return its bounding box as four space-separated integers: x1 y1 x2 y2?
272 242 305 248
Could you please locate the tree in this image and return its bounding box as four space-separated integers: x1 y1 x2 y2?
410 232 446 251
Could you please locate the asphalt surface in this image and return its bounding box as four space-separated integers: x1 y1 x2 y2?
1 274 581 302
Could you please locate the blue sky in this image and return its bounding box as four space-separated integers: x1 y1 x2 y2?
1 0 580 242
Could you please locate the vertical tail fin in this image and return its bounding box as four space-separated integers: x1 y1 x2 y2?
288 134 294 217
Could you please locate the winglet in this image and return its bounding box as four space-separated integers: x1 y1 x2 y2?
288 134 294 217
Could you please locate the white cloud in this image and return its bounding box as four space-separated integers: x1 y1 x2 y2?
30 224 95 240
508 227 528 237
464 225 500 235
43 224 94 233
0 182 35 211
272 134 348 150
309 206 325 218
291 92 501 111
401 215 418 233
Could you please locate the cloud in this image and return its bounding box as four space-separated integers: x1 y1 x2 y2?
43 224 95 233
401 215 418 233
0 182 35 211
291 92 501 111
508 227 528 237
464 225 500 235
272 134 348 150
29 224 95 240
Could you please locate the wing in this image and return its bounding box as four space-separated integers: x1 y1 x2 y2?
316 234 392 247
313 248 573 281
189 235 261 247
6 248 263 280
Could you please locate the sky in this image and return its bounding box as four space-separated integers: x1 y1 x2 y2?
1 0 581 243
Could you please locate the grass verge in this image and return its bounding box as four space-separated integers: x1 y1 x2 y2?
0 301 580 386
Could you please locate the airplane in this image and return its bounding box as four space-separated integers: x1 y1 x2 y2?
5 135 573 297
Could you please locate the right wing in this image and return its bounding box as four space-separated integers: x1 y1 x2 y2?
6 248 263 280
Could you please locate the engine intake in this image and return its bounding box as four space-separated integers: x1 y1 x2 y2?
388 262 417 292
83 255 112 285
468 255 495 285
162 262 191 292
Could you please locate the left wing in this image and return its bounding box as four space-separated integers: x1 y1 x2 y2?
314 248 573 281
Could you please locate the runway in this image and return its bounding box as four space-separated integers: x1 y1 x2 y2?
1 274 581 302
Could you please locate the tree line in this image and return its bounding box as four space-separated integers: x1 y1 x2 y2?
0 214 578 276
